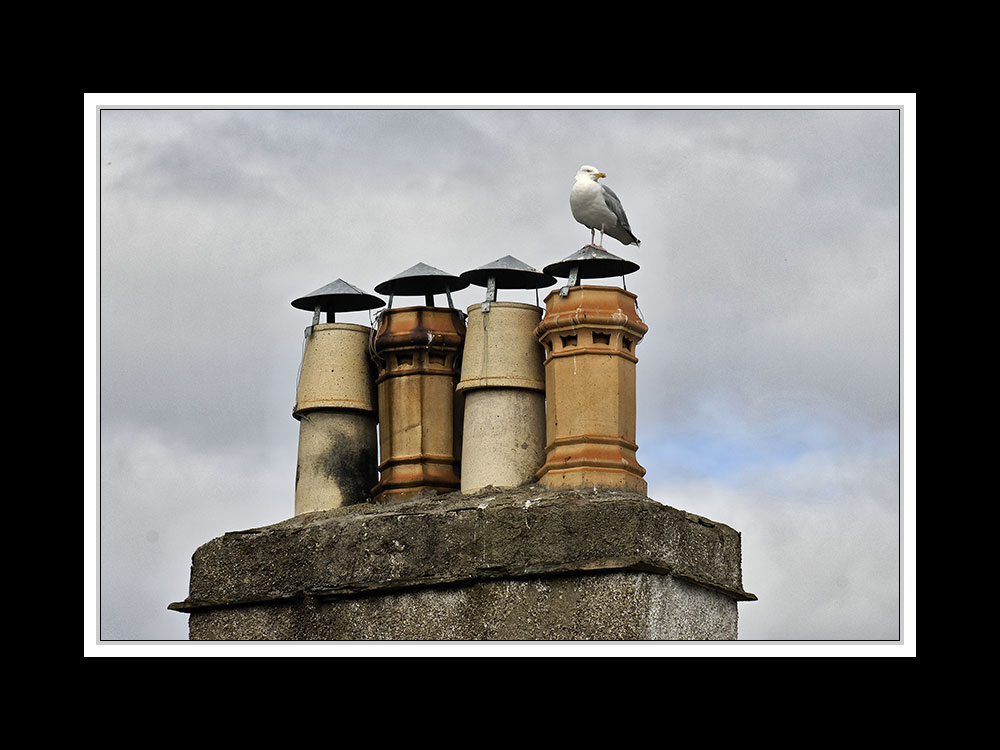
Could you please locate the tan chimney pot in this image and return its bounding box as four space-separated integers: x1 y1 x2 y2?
370 306 466 502
534 285 648 493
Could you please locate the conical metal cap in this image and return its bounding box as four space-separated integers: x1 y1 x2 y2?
460 255 557 289
543 246 640 280
374 262 469 297
291 278 385 313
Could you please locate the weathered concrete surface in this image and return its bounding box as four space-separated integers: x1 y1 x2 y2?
294 411 378 513
185 571 738 640
169 485 755 640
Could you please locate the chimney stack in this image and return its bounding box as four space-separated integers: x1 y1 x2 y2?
170 239 756 641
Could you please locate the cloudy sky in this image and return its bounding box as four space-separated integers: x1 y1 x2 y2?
86 94 914 654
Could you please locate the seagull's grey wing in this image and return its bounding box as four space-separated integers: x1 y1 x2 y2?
600 183 640 246
601 184 633 232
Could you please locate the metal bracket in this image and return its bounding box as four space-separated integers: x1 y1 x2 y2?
559 265 580 297
482 275 496 313
306 304 321 337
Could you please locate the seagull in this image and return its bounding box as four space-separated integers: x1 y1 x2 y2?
570 165 640 248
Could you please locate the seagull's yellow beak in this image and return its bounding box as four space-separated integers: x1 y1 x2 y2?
595 172 606 178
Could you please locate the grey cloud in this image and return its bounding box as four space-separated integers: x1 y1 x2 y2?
96 106 904 644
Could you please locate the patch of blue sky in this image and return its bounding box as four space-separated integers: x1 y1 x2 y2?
641 402 898 491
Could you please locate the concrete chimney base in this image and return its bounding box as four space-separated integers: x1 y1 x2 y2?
169 487 755 641
459 389 546 493
294 411 378 514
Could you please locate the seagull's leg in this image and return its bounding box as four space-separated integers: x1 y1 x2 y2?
598 225 606 248
590 227 596 246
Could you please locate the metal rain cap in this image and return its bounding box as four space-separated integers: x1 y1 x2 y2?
291 278 385 313
374 262 469 297
460 255 557 290
543 245 640 280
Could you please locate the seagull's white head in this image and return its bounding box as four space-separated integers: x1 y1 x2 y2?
577 165 606 180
